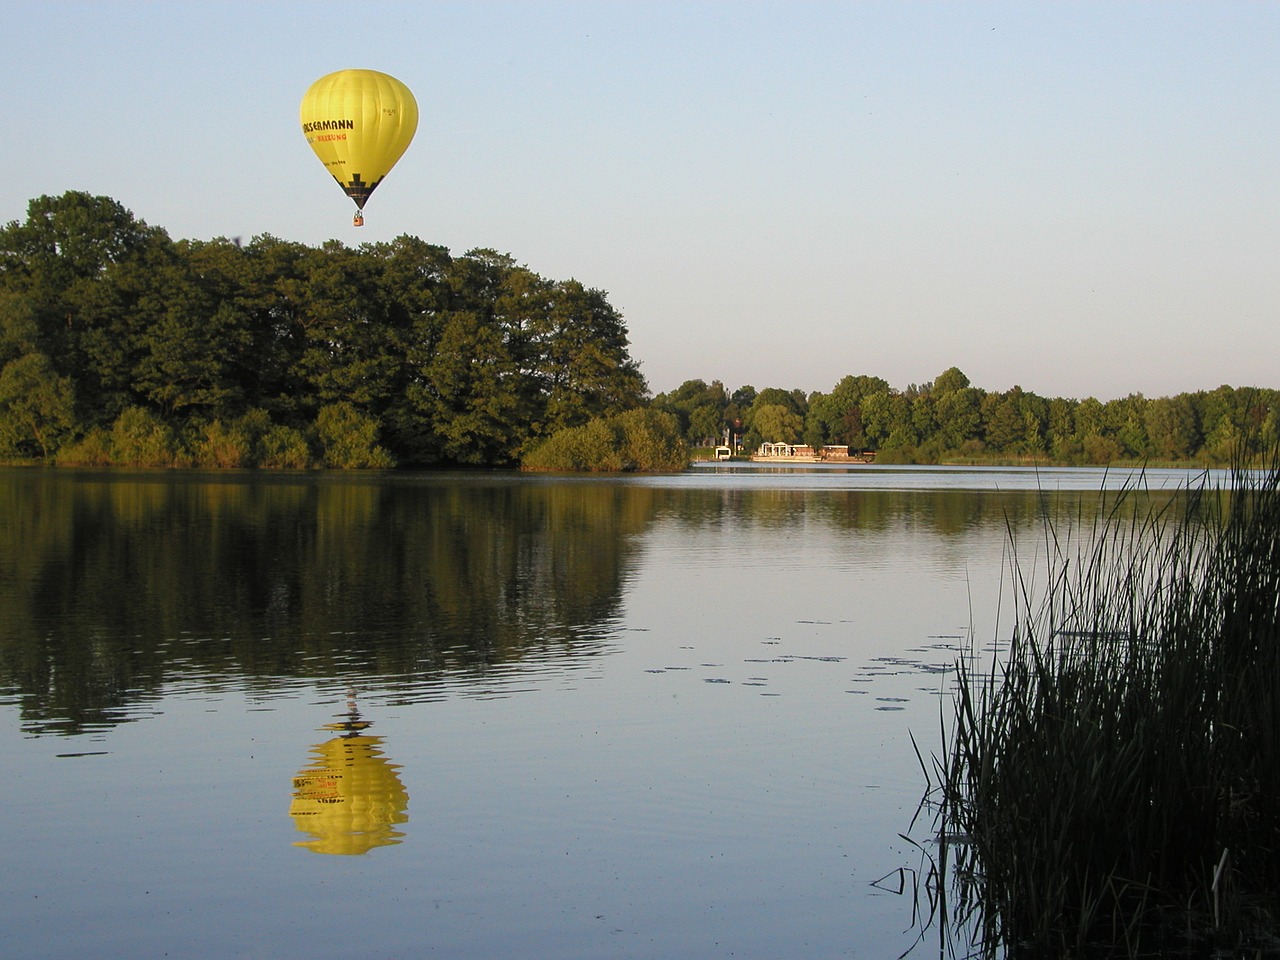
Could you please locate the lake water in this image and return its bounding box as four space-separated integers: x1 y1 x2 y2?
0 464 1210 959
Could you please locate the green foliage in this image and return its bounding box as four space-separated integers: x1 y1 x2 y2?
652 378 730 445
191 419 251 469
109 406 186 468
531 417 627 472
751 386 808 417
189 412 301 469
932 365 971 394
934 386 983 449
315 402 394 469
55 428 113 466
0 352 76 459
257 424 313 470
522 408 687 472
615 408 688 471
1144 394 1201 459
804 374 890 449
748 403 803 444
5 192 1278 471
0 191 649 469
743 369 1279 466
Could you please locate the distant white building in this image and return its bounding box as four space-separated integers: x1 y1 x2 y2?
753 443 871 462
756 442 815 459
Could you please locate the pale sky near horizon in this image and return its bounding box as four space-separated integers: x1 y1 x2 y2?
4 1 1277 402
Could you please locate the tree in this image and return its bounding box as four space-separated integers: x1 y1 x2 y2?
654 378 729 445
752 386 807 417
861 390 913 449
412 308 523 464
805 374 890 449
0 191 163 292
688 404 724 445
0 192 170 393
1015 388 1049 454
292 241 400 411
1144 395 1200 460
235 234 316 418
177 236 306 418
315 401 394 468
0 352 76 459
1073 396 1107 448
131 257 253 417
616 408 687 470
749 403 803 444
982 392 1025 452
935 387 984 450
1104 394 1150 459
1197 385 1248 461
911 395 938 441
933 366 971 395
493 263 554 428
539 280 646 434
980 386 1046 455
0 287 39 366
1047 397 1081 462
108 406 183 467
522 408 686 472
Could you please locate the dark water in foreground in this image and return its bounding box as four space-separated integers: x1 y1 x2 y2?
0 464 1208 959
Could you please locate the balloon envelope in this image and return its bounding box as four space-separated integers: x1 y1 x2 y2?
299 69 418 213
290 735 409 855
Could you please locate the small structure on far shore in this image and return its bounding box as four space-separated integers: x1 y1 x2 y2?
752 443 875 463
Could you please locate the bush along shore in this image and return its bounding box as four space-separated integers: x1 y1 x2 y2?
922 447 1280 958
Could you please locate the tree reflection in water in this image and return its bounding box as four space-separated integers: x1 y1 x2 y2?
0 471 652 734
0 469 1168 736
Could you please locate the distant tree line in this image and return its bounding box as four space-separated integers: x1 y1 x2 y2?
5 192 1276 471
0 192 646 467
654 369 1280 465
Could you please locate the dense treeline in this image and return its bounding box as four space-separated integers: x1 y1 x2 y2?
655 369 1280 465
5 192 1277 470
0 192 645 467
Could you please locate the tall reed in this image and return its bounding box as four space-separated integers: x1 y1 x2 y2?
931 450 1280 957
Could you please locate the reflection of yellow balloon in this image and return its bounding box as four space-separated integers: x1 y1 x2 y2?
299 69 418 225
290 735 409 855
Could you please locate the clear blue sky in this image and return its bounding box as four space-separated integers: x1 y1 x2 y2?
5 1 1277 401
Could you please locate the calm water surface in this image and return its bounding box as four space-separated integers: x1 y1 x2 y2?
0 464 1206 959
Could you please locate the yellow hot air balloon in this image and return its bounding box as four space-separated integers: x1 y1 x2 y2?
300 69 418 227
290 734 409 855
